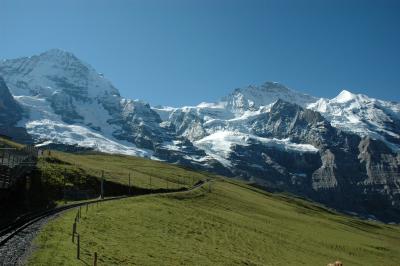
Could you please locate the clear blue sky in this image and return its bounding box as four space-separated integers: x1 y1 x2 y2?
1 0 399 106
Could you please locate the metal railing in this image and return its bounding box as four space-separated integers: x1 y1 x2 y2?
0 146 38 189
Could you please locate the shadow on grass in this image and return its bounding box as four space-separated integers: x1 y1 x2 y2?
0 175 186 229
336 219 384 233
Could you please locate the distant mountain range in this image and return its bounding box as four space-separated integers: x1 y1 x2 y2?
1 49 399 222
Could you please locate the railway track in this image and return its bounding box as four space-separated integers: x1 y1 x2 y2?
0 179 209 250
0 196 127 248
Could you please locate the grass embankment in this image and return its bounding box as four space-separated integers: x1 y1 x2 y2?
0 135 209 195
40 151 209 191
0 136 24 149
33 151 210 207
1 142 211 225
29 180 400 266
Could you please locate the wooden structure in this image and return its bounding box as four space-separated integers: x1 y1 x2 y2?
0 145 38 189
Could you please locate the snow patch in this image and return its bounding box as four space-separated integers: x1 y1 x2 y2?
334 90 357 103
194 131 318 167
30 119 152 157
308 90 400 151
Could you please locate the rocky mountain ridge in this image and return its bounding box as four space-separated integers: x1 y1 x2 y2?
0 76 31 142
0 49 399 222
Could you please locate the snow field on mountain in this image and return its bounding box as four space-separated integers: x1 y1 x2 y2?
194 131 318 167
2 49 399 160
14 95 151 157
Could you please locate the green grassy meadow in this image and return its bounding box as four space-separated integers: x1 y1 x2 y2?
38 151 209 191
2 138 400 265
28 179 400 266
1 138 210 224
0 136 24 149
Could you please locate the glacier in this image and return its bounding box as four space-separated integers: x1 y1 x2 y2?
1 49 400 222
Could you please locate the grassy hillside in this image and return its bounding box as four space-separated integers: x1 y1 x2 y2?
0 136 24 149
28 179 400 265
2 140 400 265
30 150 211 208
40 151 209 190
0 136 209 194
1 146 211 225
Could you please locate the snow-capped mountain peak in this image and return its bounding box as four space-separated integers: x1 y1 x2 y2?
0 49 119 99
222 81 317 114
1 49 400 221
334 89 357 103
0 49 148 155
38 48 81 63
308 89 400 150
332 89 371 104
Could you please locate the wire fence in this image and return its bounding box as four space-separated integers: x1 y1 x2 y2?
68 179 210 265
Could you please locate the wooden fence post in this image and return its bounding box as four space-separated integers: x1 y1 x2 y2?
77 234 80 259
7 153 11 167
128 173 131 195
94 252 98 266
72 222 76 243
101 170 104 199
64 168 67 204
148 175 151 189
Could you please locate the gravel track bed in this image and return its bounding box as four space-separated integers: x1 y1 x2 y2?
0 213 62 266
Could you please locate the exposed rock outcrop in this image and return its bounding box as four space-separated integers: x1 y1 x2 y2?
1 50 399 221
0 77 31 143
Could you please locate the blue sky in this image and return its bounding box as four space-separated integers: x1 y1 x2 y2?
1 0 399 106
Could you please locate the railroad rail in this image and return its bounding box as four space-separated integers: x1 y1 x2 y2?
0 179 208 248
0 196 127 247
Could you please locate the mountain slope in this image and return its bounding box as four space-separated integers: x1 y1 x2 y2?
0 76 22 127
309 90 400 150
223 81 317 113
0 76 31 142
1 49 399 221
28 178 400 265
0 50 156 156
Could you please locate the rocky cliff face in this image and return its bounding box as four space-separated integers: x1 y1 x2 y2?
309 90 400 149
223 82 317 113
0 76 22 126
0 49 399 222
221 100 400 221
0 76 31 142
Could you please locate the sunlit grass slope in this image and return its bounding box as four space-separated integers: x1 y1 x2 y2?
1 136 208 191
39 151 210 190
0 136 24 148
28 179 400 266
